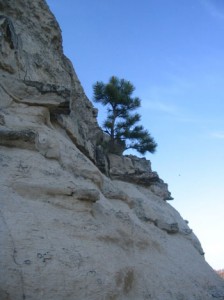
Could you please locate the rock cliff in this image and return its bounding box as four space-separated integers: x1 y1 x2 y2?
0 1 224 299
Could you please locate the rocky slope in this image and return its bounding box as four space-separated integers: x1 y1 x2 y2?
0 1 224 299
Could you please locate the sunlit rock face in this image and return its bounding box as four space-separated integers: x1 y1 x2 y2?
0 1 224 299
0 0 102 161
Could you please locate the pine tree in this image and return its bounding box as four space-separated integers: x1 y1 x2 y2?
93 76 157 155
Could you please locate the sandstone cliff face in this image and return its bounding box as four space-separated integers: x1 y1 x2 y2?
0 0 101 161
0 1 224 299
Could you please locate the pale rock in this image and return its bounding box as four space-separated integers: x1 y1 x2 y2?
35 131 60 159
108 153 173 200
0 0 102 161
0 1 224 300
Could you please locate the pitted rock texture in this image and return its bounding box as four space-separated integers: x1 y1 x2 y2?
0 1 224 300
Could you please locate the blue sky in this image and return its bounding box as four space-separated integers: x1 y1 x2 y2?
46 0 224 270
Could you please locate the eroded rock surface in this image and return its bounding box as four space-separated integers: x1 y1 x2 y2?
108 154 173 200
0 1 224 299
0 0 102 161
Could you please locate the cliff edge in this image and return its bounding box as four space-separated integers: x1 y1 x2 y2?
0 1 224 299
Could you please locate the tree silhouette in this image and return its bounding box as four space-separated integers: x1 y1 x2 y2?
93 76 157 155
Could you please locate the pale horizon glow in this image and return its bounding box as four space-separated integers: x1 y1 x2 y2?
46 0 224 270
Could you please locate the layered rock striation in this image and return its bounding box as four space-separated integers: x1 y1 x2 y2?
0 1 224 299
